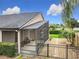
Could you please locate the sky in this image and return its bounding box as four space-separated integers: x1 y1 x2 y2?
0 0 79 24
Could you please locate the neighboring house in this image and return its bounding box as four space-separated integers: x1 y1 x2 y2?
0 12 49 54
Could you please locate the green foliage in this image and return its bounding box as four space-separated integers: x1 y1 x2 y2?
49 34 64 38
0 42 16 57
62 0 78 46
62 31 75 39
49 30 64 38
49 24 64 32
62 31 75 46
64 18 78 29
49 30 62 34
74 30 79 32
49 24 56 31
62 0 79 29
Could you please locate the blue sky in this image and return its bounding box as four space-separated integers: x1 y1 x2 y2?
0 0 79 24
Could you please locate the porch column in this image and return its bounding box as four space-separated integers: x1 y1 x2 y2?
0 30 2 42
35 30 39 55
28 30 31 40
17 31 21 54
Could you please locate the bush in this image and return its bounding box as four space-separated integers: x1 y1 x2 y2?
0 42 16 57
62 31 75 39
49 30 61 34
62 31 75 46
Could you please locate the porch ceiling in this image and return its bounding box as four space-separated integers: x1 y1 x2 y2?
23 21 47 29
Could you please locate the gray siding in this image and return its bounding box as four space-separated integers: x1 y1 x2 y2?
30 30 35 40
2 31 16 42
2 30 36 43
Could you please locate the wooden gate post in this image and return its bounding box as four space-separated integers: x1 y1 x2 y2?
66 44 68 59
47 44 49 57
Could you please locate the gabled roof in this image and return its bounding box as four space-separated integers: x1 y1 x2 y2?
0 12 40 29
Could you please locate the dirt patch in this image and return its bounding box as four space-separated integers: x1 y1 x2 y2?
46 38 71 45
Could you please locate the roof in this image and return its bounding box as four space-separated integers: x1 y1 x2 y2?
0 12 40 29
23 21 47 29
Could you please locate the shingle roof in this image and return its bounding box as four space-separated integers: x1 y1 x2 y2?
0 12 40 29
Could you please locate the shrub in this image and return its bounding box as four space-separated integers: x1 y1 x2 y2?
0 42 16 57
62 31 75 39
49 30 61 34
62 31 75 46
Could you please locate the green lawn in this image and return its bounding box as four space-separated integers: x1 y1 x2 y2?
49 34 63 38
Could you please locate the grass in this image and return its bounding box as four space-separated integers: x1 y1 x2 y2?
16 55 23 59
49 34 63 39
74 30 79 32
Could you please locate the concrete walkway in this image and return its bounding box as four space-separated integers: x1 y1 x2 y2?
21 41 37 58
21 41 36 51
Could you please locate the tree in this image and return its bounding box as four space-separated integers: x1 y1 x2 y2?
49 24 56 31
62 0 79 28
61 0 79 46
66 18 78 29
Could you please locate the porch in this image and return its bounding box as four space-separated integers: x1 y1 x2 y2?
0 21 48 55
0 29 37 54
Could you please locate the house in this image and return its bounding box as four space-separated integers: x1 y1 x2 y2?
0 12 49 54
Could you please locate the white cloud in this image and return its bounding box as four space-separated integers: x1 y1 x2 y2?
47 4 63 16
2 6 21 15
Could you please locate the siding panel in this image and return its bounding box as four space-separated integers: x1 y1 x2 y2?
2 31 16 42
